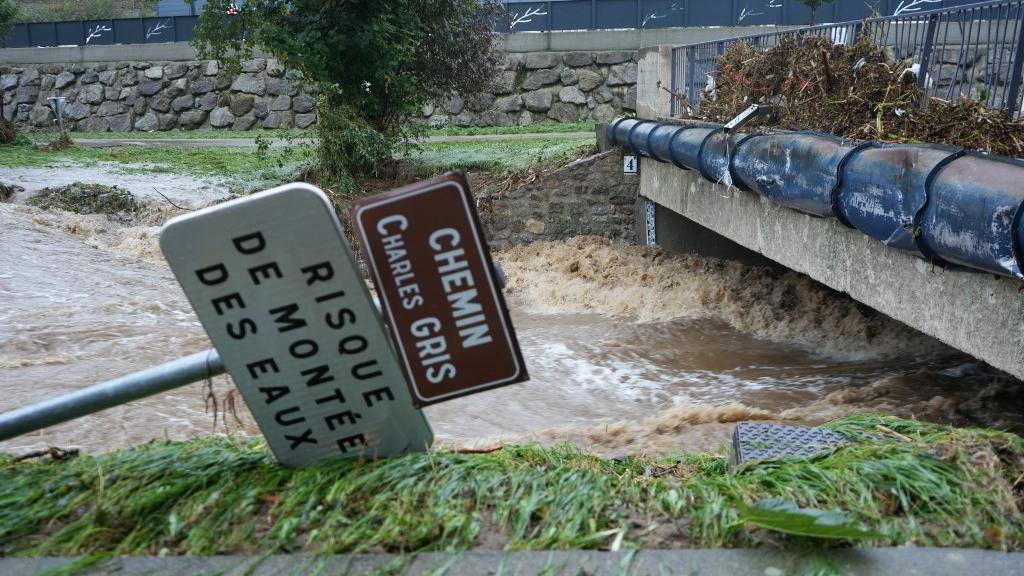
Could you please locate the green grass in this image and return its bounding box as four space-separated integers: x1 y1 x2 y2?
32 129 313 141
421 121 596 137
35 121 594 142
0 140 313 195
0 137 595 194
401 137 596 174
1 416 1021 557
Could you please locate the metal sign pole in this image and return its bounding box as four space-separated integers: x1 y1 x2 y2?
0 349 224 442
0 295 399 444
0 177 512 452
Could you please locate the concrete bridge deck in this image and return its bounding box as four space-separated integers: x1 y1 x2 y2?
634 46 1024 380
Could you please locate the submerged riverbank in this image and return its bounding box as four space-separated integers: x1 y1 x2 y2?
1 416 1022 556
3 135 1024 563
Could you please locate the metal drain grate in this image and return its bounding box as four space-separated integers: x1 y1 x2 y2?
731 422 851 466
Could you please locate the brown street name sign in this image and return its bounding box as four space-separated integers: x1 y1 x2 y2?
160 183 433 467
350 172 528 405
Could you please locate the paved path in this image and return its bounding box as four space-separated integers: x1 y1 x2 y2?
4 548 1023 575
64 131 595 149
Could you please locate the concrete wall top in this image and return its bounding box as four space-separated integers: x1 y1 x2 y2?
0 26 797 64
498 26 798 52
0 43 200 64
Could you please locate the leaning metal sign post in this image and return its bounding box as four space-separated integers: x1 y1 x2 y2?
160 183 433 466
0 178 529 468
350 172 529 405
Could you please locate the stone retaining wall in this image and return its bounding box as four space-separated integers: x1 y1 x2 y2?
1 49 637 132
1 58 317 132
478 149 638 250
417 50 637 128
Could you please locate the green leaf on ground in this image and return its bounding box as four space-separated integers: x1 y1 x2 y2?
737 498 880 539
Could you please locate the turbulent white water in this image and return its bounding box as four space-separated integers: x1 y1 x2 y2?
2 185 1022 457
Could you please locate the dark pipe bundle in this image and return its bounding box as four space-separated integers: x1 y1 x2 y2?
610 118 1024 280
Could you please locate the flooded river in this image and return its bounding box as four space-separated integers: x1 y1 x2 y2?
2 188 1023 457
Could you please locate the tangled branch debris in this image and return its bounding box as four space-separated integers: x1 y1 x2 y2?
699 34 1024 157
26 182 141 220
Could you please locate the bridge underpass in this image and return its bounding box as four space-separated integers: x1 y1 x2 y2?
631 46 1024 381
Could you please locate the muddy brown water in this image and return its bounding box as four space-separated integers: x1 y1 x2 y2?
2 184 1023 457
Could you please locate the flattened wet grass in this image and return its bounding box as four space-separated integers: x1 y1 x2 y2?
0 138 594 196
0 416 1021 556
400 138 596 174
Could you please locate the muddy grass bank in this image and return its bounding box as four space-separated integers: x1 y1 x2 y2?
0 135 597 199
0 135 622 250
0 416 1021 556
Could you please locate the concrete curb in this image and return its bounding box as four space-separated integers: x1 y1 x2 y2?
3 548 1022 576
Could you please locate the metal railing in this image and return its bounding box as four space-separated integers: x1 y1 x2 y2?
499 0 987 33
0 15 198 48
4 1 995 47
673 0 1024 117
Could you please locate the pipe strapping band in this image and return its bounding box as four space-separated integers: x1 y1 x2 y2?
667 126 704 171
626 120 650 157
830 141 875 229
728 133 761 192
1012 201 1024 279
696 128 725 183
913 149 966 269
647 126 685 163
607 117 629 147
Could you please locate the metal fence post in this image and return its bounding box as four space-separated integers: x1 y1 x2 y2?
1005 6 1024 117
916 13 940 106
670 48 677 116
686 45 696 108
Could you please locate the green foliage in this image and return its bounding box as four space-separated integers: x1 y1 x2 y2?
0 116 28 145
0 416 1022 555
795 0 836 24
0 0 15 132
0 0 15 37
189 0 504 180
315 91 402 194
12 0 157 23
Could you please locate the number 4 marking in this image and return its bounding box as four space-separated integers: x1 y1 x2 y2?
624 155 638 175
